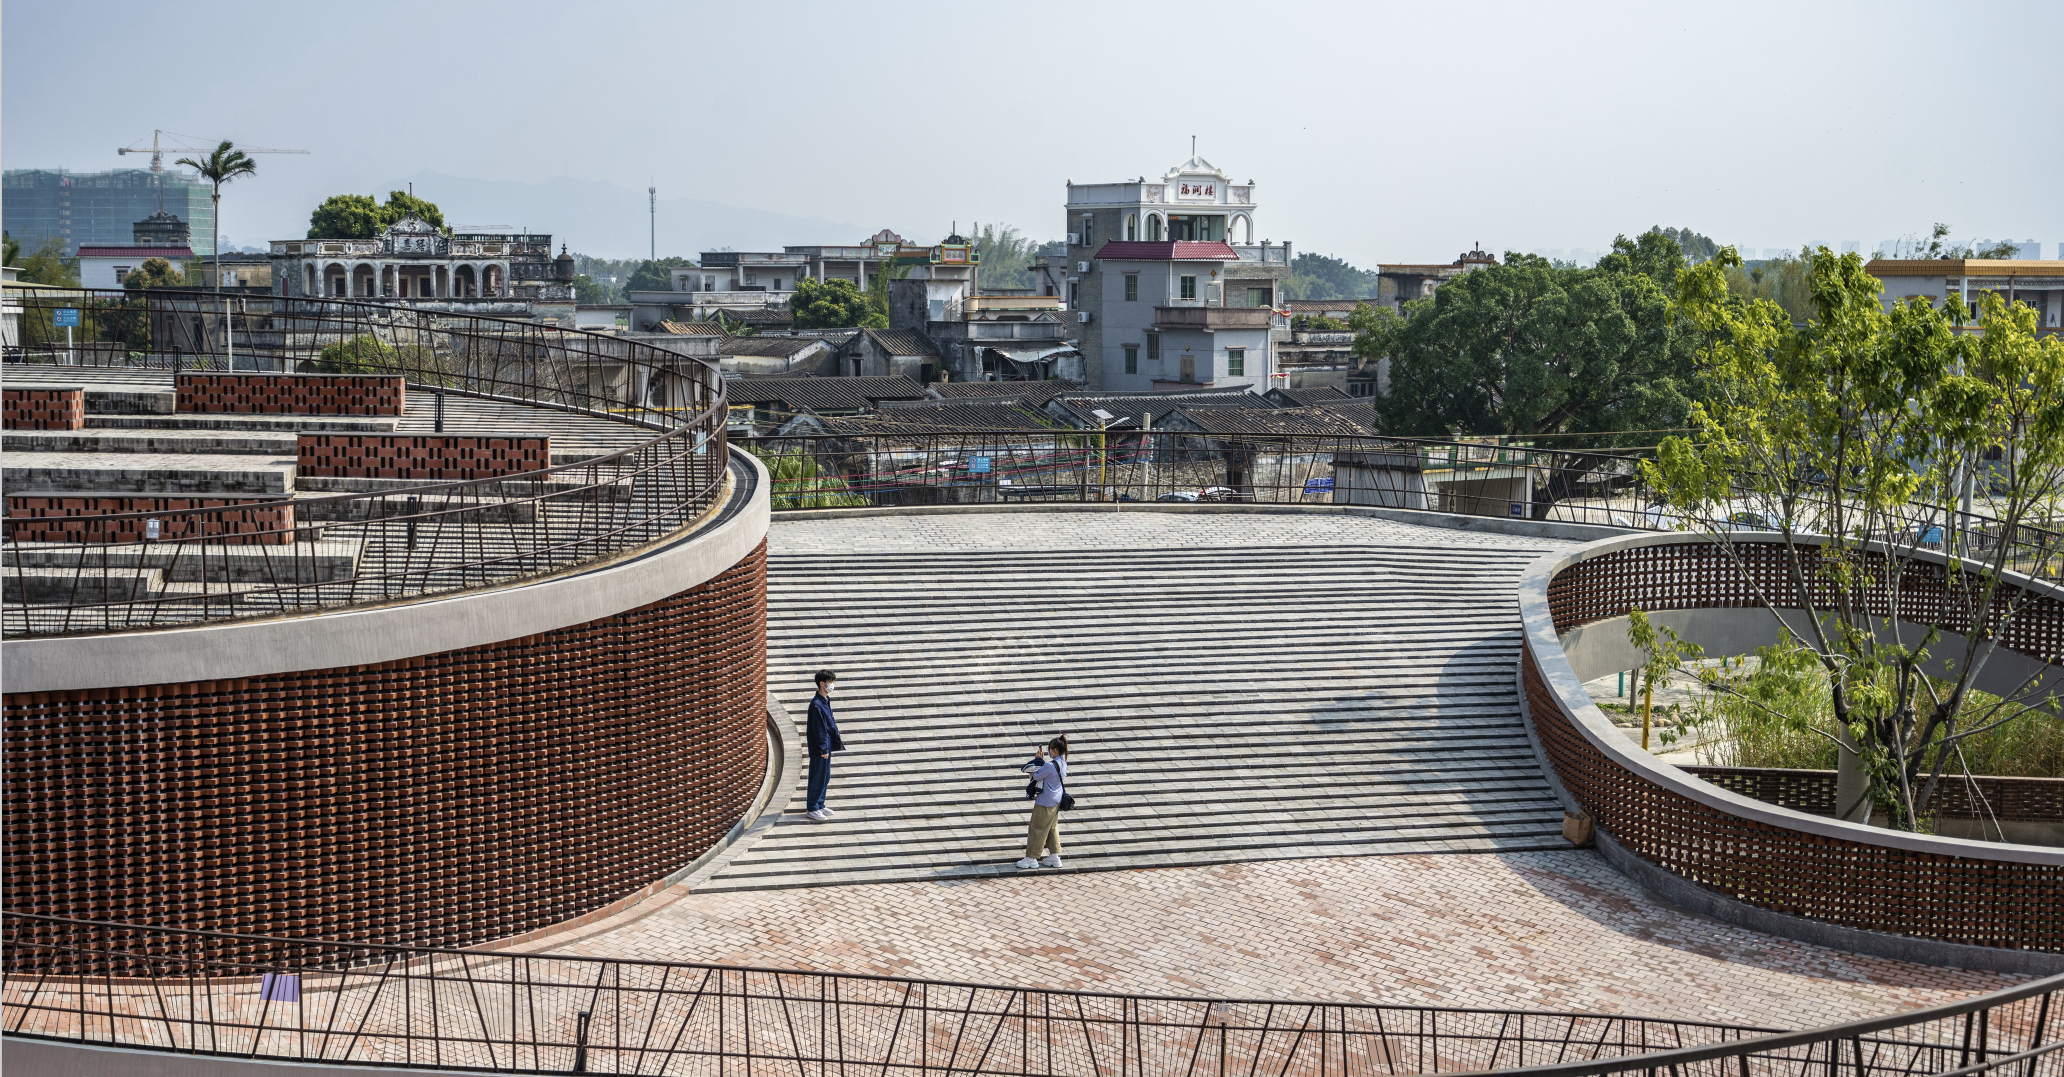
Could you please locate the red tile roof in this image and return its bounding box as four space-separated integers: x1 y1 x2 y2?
76 246 194 258
1090 241 1241 262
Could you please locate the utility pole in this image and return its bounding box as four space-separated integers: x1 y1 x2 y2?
648 184 657 261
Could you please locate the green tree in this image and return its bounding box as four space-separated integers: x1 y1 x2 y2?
307 194 384 239
122 257 185 289
1643 247 2064 830
6 234 79 286
862 259 908 329
307 191 448 239
1887 223 2021 261
1656 227 1722 265
173 141 257 293
3 231 18 268
1722 248 1816 324
573 274 617 305
314 334 396 373
789 277 876 329
969 221 1040 290
1372 232 1699 513
381 190 445 230
1284 252 1379 300
625 256 693 293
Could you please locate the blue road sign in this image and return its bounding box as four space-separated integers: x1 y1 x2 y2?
1303 476 1334 492
968 456 992 473
52 308 80 328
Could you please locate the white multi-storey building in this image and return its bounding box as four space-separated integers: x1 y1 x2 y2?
1063 155 1291 391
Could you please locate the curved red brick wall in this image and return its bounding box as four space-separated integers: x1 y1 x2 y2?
2 540 768 953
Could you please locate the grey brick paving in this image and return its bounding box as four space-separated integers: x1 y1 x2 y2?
701 511 1576 891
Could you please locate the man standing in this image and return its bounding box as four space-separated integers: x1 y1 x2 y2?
804 670 844 822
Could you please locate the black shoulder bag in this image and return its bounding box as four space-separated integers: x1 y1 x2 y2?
1025 759 1077 811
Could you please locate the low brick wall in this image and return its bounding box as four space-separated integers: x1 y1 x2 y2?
6 497 295 545
298 433 552 480
177 373 406 416
3 386 85 430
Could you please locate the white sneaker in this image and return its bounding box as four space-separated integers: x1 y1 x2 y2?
820 805 836 817
1014 857 1039 870
805 809 828 822
1039 855 1062 868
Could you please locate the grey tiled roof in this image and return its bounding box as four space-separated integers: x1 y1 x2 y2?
928 379 1081 404
659 320 727 336
1165 403 1379 436
863 328 939 356
820 399 1059 434
725 375 929 411
719 336 830 358
1046 387 1272 428
1266 386 1354 408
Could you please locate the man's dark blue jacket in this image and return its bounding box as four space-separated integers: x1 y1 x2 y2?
806 693 845 755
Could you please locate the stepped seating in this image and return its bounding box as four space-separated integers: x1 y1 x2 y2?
699 530 1574 892
4 536 362 584
3 565 164 603
2 429 302 455
4 451 297 495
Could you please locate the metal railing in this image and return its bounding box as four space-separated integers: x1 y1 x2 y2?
0 911 1789 1075
2 913 2056 1076
3 288 729 638
734 430 2064 582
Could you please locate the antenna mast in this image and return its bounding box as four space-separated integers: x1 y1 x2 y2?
649 183 657 261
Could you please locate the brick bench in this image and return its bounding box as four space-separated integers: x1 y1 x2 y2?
3 386 86 430
177 373 407 416
297 433 552 481
6 496 296 545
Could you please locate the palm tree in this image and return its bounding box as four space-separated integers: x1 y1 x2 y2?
174 141 257 293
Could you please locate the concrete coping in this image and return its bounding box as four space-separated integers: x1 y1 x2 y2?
1519 529 2064 868
1 447 771 694
770 499 1635 544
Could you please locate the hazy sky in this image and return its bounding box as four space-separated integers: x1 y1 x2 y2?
6 0 2059 264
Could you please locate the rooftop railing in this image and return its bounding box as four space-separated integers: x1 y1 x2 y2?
734 430 2064 582
1 912 2055 1076
2 289 729 638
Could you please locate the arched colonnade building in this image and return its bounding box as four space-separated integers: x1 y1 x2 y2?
269 214 573 302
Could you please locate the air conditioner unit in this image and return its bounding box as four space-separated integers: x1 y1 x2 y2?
1076 311 1092 324
1067 232 1081 245
1075 261 1090 273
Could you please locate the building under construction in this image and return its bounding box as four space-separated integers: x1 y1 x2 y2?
2 168 217 257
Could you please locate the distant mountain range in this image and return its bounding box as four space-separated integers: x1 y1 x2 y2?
375 172 869 259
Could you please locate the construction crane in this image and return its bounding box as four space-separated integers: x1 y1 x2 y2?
118 130 309 216
119 129 309 175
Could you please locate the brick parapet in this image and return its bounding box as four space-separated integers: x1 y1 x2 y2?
176 373 407 416
4 386 86 430
2 540 769 958
6 496 295 545
297 433 551 480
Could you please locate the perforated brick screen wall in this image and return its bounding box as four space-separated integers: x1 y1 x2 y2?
1526 540 2063 952
6 496 295 545
2 540 769 959
297 434 552 480
176 374 406 416
3 386 85 430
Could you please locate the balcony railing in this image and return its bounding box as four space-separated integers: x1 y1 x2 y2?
1229 243 1293 264
968 321 1066 340
963 295 1064 314
1154 306 1274 330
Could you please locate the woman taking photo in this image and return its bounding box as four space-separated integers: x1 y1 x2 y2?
1016 735 1069 870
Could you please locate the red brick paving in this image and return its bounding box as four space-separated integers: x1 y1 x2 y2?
505 850 2019 1030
